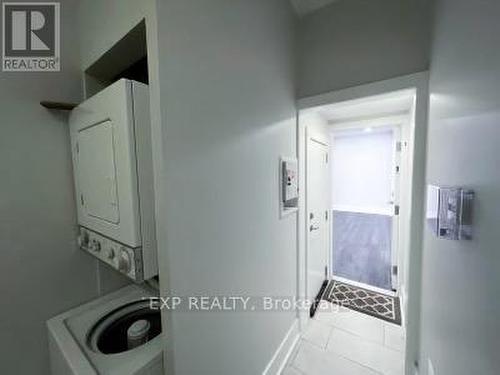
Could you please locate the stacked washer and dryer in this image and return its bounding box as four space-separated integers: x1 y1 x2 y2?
47 79 164 375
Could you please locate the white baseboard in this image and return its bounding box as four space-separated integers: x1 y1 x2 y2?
262 319 300 375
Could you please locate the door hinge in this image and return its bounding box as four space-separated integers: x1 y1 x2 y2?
325 153 329 163
76 142 79 154
396 141 402 152
391 265 398 292
394 205 400 215
80 194 85 206
324 265 328 278
325 210 328 221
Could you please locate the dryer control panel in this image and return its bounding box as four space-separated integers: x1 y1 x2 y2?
78 227 144 281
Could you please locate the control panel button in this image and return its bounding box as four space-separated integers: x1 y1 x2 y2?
78 230 90 248
118 248 132 274
106 247 115 260
90 239 101 252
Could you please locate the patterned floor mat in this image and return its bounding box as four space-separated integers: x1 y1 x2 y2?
323 280 401 325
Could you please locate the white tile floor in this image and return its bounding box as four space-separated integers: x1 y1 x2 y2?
283 302 405 375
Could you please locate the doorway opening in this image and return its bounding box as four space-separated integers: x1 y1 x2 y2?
302 89 415 305
293 74 428 375
331 124 401 294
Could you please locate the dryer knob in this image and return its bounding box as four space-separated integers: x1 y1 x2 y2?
107 247 115 260
78 231 89 248
90 239 101 252
118 249 132 274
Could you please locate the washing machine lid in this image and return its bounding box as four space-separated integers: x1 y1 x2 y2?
62 285 163 375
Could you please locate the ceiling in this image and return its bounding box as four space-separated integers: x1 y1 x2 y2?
314 90 415 124
290 0 339 16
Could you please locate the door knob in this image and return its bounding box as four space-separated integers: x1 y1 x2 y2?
310 224 319 232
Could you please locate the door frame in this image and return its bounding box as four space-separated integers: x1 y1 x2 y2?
329 121 405 297
296 72 429 375
305 129 331 307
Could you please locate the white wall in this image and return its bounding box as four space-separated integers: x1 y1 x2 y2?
419 0 500 374
155 0 297 373
297 0 432 98
0 1 99 374
330 129 394 214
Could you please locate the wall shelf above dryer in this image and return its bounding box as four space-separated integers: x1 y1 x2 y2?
40 101 78 111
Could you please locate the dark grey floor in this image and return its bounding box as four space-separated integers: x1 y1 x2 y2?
332 211 392 291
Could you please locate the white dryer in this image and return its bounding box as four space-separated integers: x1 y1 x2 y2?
47 285 163 375
69 79 157 282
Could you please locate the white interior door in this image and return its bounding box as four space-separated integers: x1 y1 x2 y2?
306 136 330 304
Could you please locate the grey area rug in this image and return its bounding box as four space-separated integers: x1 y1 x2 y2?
332 211 392 291
323 280 401 325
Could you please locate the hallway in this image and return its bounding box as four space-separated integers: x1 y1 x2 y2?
283 303 405 375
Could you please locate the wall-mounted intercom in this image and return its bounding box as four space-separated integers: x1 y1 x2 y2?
280 157 298 216
426 185 474 240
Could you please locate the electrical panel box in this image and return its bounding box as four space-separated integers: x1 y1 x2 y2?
281 157 298 209
426 185 474 240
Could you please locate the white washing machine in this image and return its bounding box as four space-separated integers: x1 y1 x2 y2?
47 285 164 375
